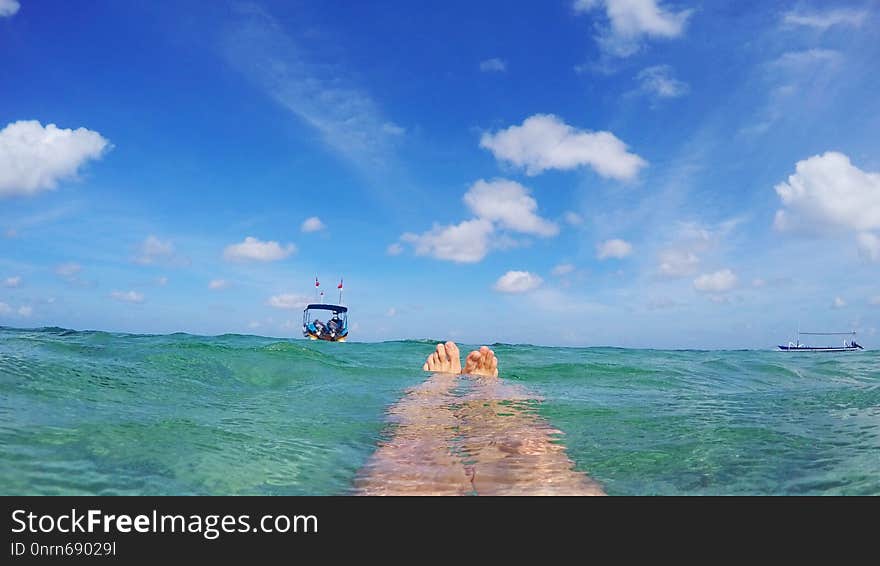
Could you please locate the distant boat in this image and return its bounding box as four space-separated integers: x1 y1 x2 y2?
778 331 864 352
302 303 349 342
302 276 349 342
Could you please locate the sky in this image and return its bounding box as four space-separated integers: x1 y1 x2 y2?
1 0 879 348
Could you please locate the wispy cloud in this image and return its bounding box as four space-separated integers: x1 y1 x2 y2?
636 65 689 99
222 4 403 170
0 0 20 18
782 8 869 30
479 58 507 72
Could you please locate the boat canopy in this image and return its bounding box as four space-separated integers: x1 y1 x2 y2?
305 304 348 313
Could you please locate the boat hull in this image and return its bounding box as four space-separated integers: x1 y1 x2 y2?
777 346 862 352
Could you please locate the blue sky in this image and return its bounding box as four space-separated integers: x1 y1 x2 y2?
1 0 879 348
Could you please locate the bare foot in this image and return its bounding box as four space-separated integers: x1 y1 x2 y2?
422 341 462 374
463 346 499 377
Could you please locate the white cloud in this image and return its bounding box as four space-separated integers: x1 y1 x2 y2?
656 218 743 278
386 242 404 256
222 7 402 169
0 0 20 18
752 278 766 288
782 8 868 30
3 276 21 288
771 49 842 70
301 216 325 233
401 219 494 263
0 302 10 314
385 307 397 317
493 270 544 294
596 238 633 259
658 249 700 277
831 296 847 309
564 211 584 225
774 152 880 234
248 321 261 329
552 263 576 276
17 305 31 317
857 232 880 262
156 276 168 286
223 236 296 262
693 269 738 293
573 0 692 57
0 120 110 197
267 293 310 309
479 58 507 72
111 290 145 304
135 235 175 265
480 114 646 180
463 179 559 237
209 279 229 290
55 262 82 279
870 296 880 306
637 65 689 98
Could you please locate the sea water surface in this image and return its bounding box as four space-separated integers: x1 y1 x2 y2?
1 326 878 495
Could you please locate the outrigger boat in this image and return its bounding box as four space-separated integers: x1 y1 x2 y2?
302 276 349 342
778 331 864 352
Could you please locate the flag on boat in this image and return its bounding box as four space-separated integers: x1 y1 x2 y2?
315 276 320 288
338 278 343 289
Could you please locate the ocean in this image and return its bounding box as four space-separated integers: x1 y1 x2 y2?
1 326 878 495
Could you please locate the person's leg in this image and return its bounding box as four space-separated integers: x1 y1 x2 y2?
354 342 473 495
455 347 604 495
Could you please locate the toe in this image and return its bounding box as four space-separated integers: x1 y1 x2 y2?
445 341 461 371
436 343 448 365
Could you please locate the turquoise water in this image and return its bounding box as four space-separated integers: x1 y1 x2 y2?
1 326 878 495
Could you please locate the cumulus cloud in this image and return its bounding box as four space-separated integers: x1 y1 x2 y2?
480 114 646 180
552 263 576 276
693 269 738 293
857 232 880 262
0 0 20 18
479 58 507 72
573 0 692 57
401 219 494 263
111 290 145 304
209 279 229 290
0 120 110 197
301 216 325 233
3 276 21 288
637 65 689 98
493 270 544 294
463 179 559 237
596 238 633 259
386 242 404 256
831 296 847 309
223 236 296 262
782 8 868 30
267 293 310 309
774 152 880 234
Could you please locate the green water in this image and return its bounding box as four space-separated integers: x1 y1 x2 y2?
1 327 878 495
